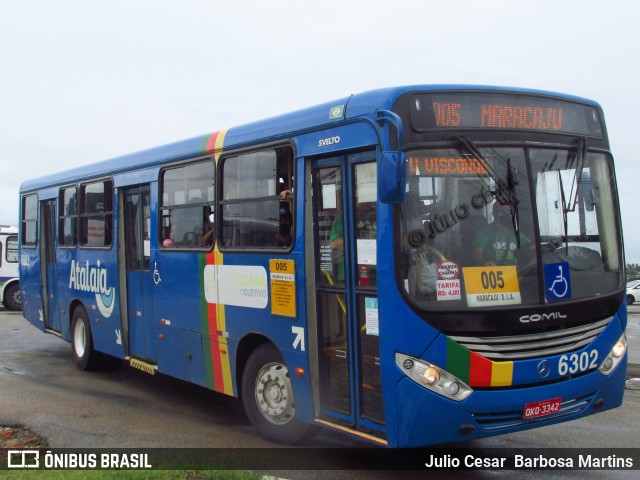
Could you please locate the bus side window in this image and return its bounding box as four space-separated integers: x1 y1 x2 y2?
220 146 294 250
6 235 18 263
160 158 215 250
21 194 38 247
79 180 113 248
59 186 78 247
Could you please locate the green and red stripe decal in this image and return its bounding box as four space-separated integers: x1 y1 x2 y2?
446 337 514 387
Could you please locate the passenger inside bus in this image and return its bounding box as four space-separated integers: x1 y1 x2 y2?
277 205 293 247
202 206 214 246
276 186 294 247
356 202 377 239
329 212 345 283
162 224 174 247
407 225 441 297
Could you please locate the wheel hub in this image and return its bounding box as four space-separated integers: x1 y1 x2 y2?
255 363 294 425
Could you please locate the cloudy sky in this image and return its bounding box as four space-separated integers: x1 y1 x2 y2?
1 0 638 262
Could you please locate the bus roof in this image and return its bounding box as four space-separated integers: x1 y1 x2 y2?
0 226 18 234
20 85 602 193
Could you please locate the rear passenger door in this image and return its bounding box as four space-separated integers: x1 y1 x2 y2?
40 199 61 332
123 184 156 361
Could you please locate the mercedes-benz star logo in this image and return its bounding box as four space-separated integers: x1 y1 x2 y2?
537 360 551 379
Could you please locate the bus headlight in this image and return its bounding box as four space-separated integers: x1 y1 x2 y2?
598 334 626 375
423 367 440 385
396 353 473 401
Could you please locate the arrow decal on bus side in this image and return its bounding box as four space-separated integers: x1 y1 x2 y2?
292 326 305 352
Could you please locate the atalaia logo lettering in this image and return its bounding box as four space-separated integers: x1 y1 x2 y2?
69 260 115 317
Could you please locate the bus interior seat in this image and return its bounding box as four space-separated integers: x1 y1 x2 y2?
545 245 605 272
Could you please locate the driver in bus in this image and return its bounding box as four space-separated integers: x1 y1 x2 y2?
471 201 529 266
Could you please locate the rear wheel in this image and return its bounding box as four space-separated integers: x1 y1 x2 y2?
241 343 315 444
628 295 635 306
3 284 21 311
71 306 99 371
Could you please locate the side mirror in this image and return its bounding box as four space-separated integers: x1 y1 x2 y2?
379 151 406 204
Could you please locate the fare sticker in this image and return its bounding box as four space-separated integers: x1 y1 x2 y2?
437 279 461 301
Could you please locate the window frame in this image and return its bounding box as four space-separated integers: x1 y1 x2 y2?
21 194 38 248
219 144 295 252
159 156 216 251
78 178 114 249
58 185 78 248
5 235 19 263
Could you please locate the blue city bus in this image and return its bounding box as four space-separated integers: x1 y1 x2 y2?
19 85 627 447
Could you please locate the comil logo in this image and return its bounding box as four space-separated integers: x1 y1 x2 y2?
8 450 40 468
69 260 114 317
519 311 567 323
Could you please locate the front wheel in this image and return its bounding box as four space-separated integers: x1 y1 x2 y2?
241 343 315 444
628 295 635 306
71 306 99 371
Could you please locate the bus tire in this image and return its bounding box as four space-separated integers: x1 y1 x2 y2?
3 284 21 311
241 343 314 444
71 306 99 371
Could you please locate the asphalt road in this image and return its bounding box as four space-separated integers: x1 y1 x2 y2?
0 309 283 449
1 307 639 479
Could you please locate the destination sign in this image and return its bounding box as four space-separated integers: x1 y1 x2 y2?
410 92 603 137
408 155 488 176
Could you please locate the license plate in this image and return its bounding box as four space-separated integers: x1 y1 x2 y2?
523 397 562 419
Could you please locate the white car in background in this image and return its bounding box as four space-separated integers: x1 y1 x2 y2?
627 280 640 305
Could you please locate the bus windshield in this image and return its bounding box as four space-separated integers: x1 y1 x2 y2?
399 144 623 312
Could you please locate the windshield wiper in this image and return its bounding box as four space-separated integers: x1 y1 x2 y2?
457 135 521 245
506 157 522 248
457 135 518 205
558 137 588 252
565 137 588 214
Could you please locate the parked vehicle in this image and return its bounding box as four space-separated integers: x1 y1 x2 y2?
627 280 640 305
19 86 627 447
0 226 20 311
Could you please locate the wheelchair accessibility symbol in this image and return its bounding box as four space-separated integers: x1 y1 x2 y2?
544 262 571 303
